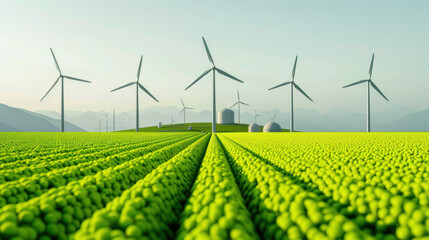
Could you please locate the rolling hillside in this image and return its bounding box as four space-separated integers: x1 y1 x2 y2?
120 122 290 133
0 103 85 132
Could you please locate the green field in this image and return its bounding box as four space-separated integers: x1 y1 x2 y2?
120 122 289 133
0 132 428 239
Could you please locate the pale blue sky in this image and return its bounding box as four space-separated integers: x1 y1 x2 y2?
1 1 428 114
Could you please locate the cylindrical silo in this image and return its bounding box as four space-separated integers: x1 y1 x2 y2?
218 108 235 124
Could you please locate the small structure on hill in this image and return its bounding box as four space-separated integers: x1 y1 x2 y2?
248 123 260 132
218 108 235 124
158 122 162 128
263 121 281 132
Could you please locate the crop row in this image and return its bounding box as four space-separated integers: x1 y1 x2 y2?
0 132 182 171
222 133 429 239
74 134 211 239
0 134 196 208
0 133 188 184
0 133 205 239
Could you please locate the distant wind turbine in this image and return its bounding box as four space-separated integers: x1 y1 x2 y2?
230 90 250 124
40 48 91 132
270 112 278 121
254 110 261 124
343 53 388 132
185 37 244 133
170 115 176 125
113 109 115 132
111 56 159 132
179 98 193 124
105 113 108 132
268 56 313 132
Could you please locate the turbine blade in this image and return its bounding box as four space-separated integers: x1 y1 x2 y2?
185 107 194 110
111 82 135 92
63 75 91 83
181 98 185 107
202 37 214 65
215 68 243 83
179 108 184 115
292 55 298 80
138 83 159 102
230 102 238 109
40 76 60 101
342 79 368 88
293 83 313 102
50 48 62 74
137 55 143 82
185 68 212 90
370 81 389 101
239 101 250 106
237 90 240 101
369 53 374 77
268 81 292 90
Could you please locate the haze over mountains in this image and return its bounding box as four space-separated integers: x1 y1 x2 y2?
0 103 85 132
1 102 428 132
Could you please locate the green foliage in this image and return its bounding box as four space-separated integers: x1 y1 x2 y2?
0 132 428 240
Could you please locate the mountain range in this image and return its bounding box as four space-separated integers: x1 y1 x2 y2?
1 102 428 132
0 103 85 132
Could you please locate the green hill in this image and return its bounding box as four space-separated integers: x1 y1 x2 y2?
120 122 289 133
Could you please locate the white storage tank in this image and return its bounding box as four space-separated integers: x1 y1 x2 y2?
218 108 235 124
158 122 162 128
248 123 260 132
263 121 281 132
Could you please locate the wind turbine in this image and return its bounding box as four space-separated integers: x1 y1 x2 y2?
179 98 193 124
113 109 115 132
230 90 250 124
343 53 388 132
170 115 176 125
40 48 91 132
270 112 278 121
105 113 108 132
268 56 313 132
185 37 244 133
111 56 159 132
254 110 261 124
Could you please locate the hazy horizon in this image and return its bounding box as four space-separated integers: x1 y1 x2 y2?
1 1 429 115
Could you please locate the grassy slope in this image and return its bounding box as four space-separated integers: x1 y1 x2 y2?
120 122 290 133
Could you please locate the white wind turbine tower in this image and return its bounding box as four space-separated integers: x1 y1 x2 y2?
185 37 244 133
268 56 313 132
113 109 115 132
40 48 91 132
111 56 159 132
104 113 108 132
230 90 250 124
343 53 388 132
254 110 261 124
179 98 193 124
